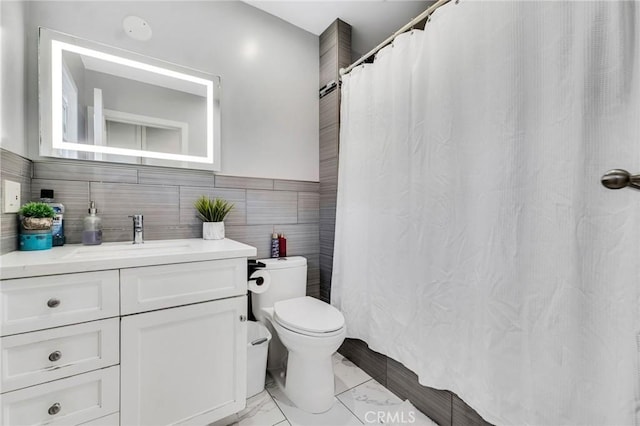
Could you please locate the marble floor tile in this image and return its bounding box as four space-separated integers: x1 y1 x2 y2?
337 379 403 424
333 352 372 395
274 421 292 426
210 390 285 426
267 380 363 426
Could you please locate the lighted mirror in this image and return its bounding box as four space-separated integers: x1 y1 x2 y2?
39 28 221 170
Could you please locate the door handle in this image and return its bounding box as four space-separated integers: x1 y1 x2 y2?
601 169 640 190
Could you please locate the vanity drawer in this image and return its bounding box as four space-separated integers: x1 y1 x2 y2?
0 365 119 426
79 412 119 425
0 270 119 336
120 258 246 314
1 318 119 392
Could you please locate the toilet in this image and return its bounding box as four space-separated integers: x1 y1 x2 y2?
250 256 346 413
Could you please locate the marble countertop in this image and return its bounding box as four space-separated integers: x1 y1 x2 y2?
0 238 257 280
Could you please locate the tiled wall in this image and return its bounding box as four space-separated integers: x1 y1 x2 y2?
319 19 351 303
0 150 33 254
1 151 320 297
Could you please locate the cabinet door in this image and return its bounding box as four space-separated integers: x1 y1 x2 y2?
121 296 247 426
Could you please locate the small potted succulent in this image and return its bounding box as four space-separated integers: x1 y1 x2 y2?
19 202 56 231
18 202 56 250
194 195 234 240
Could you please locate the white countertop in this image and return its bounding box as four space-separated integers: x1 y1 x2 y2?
0 238 257 280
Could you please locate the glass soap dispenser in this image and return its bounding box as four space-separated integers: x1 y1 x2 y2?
82 201 103 245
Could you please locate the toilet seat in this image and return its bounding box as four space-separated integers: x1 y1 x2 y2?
274 296 345 337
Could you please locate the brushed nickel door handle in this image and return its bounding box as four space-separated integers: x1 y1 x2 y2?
601 169 640 190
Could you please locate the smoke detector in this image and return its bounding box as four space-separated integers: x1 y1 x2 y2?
123 16 152 41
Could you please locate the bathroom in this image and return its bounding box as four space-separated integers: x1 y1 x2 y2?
1 0 638 425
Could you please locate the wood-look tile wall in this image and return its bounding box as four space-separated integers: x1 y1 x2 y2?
0 150 33 254
319 19 351 304
0 151 319 297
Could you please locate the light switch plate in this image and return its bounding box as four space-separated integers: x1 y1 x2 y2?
3 180 21 213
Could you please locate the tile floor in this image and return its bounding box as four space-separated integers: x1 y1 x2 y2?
213 353 438 426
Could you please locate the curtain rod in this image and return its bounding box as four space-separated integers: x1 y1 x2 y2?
340 0 452 77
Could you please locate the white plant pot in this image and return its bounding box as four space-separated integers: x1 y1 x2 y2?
203 222 225 240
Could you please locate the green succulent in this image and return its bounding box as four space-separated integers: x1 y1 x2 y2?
18 202 56 218
194 196 234 222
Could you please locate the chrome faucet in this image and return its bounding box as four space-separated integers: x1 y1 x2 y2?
129 214 144 244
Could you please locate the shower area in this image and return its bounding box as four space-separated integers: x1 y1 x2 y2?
322 1 640 424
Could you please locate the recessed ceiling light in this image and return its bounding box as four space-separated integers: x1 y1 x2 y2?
123 15 152 41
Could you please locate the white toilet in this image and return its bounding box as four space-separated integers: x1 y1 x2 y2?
251 256 346 413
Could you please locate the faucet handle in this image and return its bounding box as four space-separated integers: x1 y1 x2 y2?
129 214 143 227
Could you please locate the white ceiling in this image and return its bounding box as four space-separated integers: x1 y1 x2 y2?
245 1 432 59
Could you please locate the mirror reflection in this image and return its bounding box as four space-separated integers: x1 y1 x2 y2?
40 28 220 170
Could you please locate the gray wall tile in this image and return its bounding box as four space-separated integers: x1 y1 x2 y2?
90 182 179 241
274 224 319 256
180 186 246 226
34 161 137 183
320 49 337 89
452 394 492 426
31 179 90 244
215 175 273 190
0 149 32 254
319 157 338 184
306 253 320 299
320 124 339 162
139 167 213 187
247 190 297 225
320 90 339 130
387 358 452 426
225 225 274 259
274 180 319 192
339 338 387 386
298 192 320 224
1 149 31 177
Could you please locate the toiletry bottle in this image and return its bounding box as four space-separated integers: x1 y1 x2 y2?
278 233 287 257
82 201 103 245
40 189 65 246
271 232 280 258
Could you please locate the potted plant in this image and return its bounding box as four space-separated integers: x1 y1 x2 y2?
194 195 234 240
18 202 56 251
19 202 56 231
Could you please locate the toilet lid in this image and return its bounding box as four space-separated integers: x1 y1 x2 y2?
274 296 344 334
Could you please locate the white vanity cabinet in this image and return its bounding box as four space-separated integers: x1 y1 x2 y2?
121 296 247 425
0 238 257 426
120 259 248 425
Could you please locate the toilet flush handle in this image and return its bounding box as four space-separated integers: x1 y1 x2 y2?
251 338 268 346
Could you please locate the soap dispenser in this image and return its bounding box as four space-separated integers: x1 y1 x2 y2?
82 201 103 245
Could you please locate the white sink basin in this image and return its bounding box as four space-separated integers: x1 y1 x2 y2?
66 241 194 259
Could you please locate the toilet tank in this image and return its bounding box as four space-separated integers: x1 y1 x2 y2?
251 256 307 321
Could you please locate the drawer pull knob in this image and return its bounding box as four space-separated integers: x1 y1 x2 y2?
47 298 61 308
48 402 61 415
48 351 62 362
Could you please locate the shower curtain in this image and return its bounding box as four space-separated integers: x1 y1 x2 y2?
332 1 640 424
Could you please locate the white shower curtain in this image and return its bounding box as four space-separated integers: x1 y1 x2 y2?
332 1 640 424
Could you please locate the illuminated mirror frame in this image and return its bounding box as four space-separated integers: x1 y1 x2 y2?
39 28 221 170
